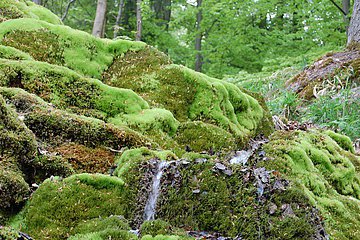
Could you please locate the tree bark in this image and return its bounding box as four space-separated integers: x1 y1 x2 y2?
195 0 203 72
92 0 107 38
342 0 351 31
33 0 42 5
114 0 125 38
136 0 142 41
348 0 360 45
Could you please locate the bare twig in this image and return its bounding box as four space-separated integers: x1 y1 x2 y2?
329 0 347 16
61 0 76 22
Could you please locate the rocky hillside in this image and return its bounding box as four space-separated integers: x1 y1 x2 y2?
0 1 359 239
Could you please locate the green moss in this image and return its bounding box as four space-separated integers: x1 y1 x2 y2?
140 220 172 236
175 121 237 152
325 130 355 153
68 230 137 240
260 129 360 239
23 174 127 239
24 107 151 149
109 109 179 136
0 163 29 209
0 93 37 161
0 0 61 24
0 18 145 78
114 148 177 177
0 45 33 60
104 61 272 151
0 59 151 117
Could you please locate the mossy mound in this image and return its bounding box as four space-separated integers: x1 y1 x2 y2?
0 0 62 24
23 174 127 239
104 62 273 149
0 18 145 78
260 129 360 239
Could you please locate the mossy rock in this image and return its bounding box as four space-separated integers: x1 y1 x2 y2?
0 161 29 210
260 129 360 239
0 0 62 24
174 121 237 152
23 174 127 239
0 18 145 78
0 93 37 162
111 148 323 239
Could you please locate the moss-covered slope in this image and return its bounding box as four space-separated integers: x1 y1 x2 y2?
0 13 273 152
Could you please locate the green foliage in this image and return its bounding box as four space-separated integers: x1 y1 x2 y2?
302 88 360 141
261 129 360 239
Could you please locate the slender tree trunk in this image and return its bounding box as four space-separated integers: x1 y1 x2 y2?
61 0 76 22
92 0 107 38
33 0 42 5
348 0 360 45
195 0 203 72
114 0 125 38
164 0 171 31
136 0 142 41
343 0 351 32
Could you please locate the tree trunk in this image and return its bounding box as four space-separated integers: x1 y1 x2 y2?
33 0 42 5
114 0 125 38
195 0 203 72
343 0 351 31
92 0 107 38
348 0 360 45
136 0 142 41
163 0 171 31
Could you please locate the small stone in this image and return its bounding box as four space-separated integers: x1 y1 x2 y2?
215 163 226 170
223 169 233 176
192 189 201 194
269 202 277 215
281 204 296 218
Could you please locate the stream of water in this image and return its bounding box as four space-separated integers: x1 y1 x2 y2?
143 161 169 221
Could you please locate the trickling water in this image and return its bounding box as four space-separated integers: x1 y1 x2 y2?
143 161 169 221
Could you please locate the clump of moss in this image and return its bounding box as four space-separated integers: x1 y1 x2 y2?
0 94 37 161
140 220 172 236
54 143 115 174
0 0 62 24
260 129 360 239
0 18 145 78
25 107 151 149
103 46 171 90
23 174 127 239
68 230 137 240
0 161 29 210
0 45 33 60
175 121 237 152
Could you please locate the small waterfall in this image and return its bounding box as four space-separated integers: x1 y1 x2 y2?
143 161 168 221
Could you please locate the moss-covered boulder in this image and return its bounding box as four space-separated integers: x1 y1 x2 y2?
23 174 127 239
260 129 360 239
